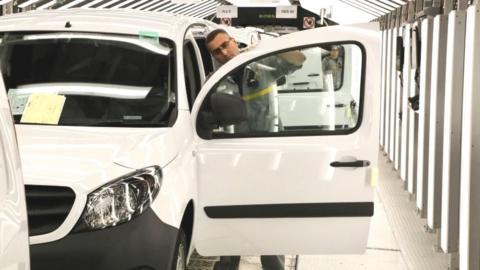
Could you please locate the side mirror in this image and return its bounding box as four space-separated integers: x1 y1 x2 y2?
211 92 247 126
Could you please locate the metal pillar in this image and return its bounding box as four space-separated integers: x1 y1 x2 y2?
407 22 419 195
394 7 403 170
400 2 415 181
385 12 394 159
441 7 466 254
380 15 389 149
416 16 433 217
426 13 448 230
389 10 399 162
459 4 480 269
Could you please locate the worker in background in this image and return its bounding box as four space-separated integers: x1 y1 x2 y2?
206 28 305 270
322 45 343 89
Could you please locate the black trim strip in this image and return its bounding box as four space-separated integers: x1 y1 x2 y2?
204 202 374 219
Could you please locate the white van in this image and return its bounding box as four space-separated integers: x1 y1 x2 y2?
0 9 380 270
0 64 30 269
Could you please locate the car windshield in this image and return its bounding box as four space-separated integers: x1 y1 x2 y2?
0 32 175 127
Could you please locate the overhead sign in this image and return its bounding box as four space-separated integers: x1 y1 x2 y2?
220 17 232 26
303 16 315 29
217 5 238 18
276 6 297 19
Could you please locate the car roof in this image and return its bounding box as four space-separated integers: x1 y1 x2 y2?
0 8 213 41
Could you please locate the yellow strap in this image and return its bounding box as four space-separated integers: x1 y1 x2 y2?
242 86 273 101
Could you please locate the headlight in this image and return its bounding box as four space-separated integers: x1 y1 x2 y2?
74 166 161 232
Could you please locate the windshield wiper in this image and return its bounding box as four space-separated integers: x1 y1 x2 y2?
64 119 164 127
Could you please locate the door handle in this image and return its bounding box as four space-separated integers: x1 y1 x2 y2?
330 160 370 168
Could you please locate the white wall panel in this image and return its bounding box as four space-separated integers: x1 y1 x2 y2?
416 17 433 216
459 5 480 270
400 24 411 181
407 23 419 195
426 14 448 230
441 10 466 253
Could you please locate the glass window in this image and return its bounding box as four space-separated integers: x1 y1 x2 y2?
196 43 364 139
0 32 176 127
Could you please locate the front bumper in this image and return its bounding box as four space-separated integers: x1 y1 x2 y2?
30 209 179 270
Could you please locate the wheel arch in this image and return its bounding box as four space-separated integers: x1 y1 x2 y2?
180 199 194 254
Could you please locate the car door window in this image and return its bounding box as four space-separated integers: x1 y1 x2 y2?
196 42 365 139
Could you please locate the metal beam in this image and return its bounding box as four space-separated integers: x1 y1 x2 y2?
36 0 55 9
79 0 104 8
110 0 136 8
135 0 166 10
344 0 386 15
183 0 215 16
57 0 88 9
97 0 122 8
145 1 167 11
352 0 391 13
195 3 219 18
164 2 186 12
365 0 396 11
149 1 173 11
176 0 207 14
339 0 384 16
458 0 470 9
172 3 195 14
18 0 41 8
182 0 215 16
378 0 403 8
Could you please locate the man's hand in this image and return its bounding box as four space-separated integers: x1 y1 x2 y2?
278 50 306 66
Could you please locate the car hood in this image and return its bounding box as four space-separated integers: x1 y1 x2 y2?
15 125 177 189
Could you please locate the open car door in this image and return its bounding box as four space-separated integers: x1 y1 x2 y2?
0 70 30 269
192 24 381 255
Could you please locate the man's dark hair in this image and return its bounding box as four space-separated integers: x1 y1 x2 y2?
205 29 229 47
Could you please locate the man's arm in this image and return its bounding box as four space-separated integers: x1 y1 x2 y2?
277 50 306 67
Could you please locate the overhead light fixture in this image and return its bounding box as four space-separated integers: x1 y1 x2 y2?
250 0 282 3
171 0 201 3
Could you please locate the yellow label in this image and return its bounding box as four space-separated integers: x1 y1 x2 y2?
20 93 66 125
370 167 379 187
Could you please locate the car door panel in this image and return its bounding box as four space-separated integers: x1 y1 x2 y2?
192 24 381 255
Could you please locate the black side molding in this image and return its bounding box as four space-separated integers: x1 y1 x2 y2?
330 160 371 168
204 202 374 219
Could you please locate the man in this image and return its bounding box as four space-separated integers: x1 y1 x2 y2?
205 28 304 270
206 28 305 133
322 45 343 89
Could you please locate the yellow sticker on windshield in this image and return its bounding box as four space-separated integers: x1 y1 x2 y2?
20 93 66 125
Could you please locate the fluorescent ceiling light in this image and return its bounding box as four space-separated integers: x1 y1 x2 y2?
171 0 201 3
227 0 290 6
